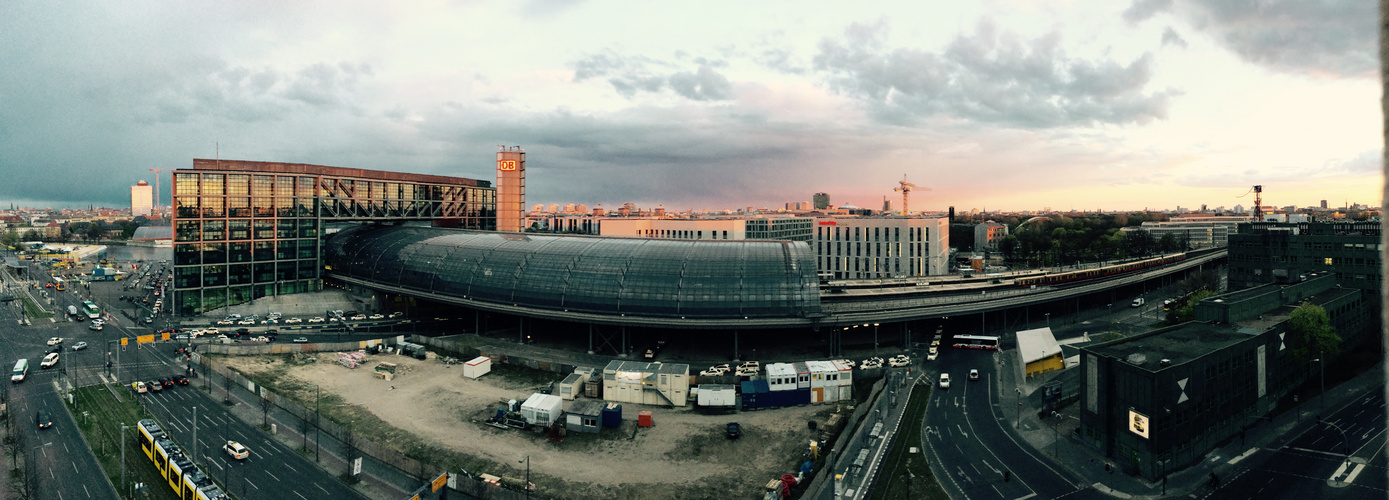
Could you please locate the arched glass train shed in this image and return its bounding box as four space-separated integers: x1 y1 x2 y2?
323 225 821 327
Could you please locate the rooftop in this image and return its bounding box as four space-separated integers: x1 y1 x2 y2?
190 158 490 187
1087 322 1253 372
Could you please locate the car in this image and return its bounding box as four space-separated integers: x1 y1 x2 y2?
92 318 105 326
237 319 255 325
888 355 911 367
159 377 173 388
387 312 403 319
349 314 367 321
149 380 163 392
368 313 385 320
44 283 52 288
46 337 64 346
216 334 229 340
205 328 219 334
144 317 154 324
308 317 325 323
284 317 303 324
71 341 87 351
171 375 189 385
235 328 250 336
260 318 278 325
835 359 856 369
36 410 52 429
969 369 980 381
699 367 727 376
725 422 741 439
224 440 250 459
267 312 282 320
132 381 148 393
931 335 942 347
217 319 234 325
927 351 938 361
175 334 189 341
293 337 309 343
939 373 951 389
40 353 59 368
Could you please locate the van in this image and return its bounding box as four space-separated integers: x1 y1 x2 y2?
1131 298 1146 308
68 305 78 316
12 359 28 383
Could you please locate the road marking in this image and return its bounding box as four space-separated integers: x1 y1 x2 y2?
1227 448 1257 465
295 492 308 500
266 470 281 481
957 424 968 438
1344 463 1365 483
248 480 259 490
1287 447 1344 458
83 484 90 497
1014 494 1037 500
317 484 330 494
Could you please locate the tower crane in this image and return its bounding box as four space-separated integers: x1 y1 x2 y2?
893 174 930 214
149 168 171 219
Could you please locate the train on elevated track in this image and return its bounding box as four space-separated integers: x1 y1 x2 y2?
822 252 1190 300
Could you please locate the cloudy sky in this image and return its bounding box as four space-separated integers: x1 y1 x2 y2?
0 0 1380 213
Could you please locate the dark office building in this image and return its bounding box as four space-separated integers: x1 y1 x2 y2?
813 192 830 210
1227 221 1381 293
1078 275 1370 480
170 159 495 316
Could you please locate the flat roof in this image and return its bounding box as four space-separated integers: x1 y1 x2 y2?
1088 322 1253 371
189 158 489 187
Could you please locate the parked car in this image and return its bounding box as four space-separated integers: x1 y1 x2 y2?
284 317 302 324
293 337 309 343
217 319 234 325
888 354 911 367
725 422 741 439
237 319 256 325
349 314 367 321
308 317 325 323
368 313 384 320
388 312 403 319
223 441 250 460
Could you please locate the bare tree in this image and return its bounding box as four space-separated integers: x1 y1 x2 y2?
260 389 274 426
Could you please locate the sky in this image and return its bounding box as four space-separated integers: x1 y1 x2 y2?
0 0 1381 213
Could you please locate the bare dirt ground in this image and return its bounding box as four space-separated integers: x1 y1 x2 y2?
223 352 837 499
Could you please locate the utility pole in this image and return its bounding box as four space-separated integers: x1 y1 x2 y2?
193 406 198 464
121 423 127 492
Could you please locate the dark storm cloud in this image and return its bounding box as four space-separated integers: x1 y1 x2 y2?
1128 0 1374 78
810 19 1179 128
1122 0 1174 24
571 52 736 101
1160 26 1188 48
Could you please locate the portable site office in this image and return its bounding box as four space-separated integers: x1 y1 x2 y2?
602 360 689 407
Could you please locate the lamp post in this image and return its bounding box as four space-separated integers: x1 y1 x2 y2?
519 456 531 500
873 323 880 354
1045 313 1050 329
1313 355 1324 410
1050 411 1062 458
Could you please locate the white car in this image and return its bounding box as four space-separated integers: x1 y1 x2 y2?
699 368 728 376
388 312 403 319
308 317 325 324
939 373 951 389
888 355 911 367
969 369 980 381
40 353 59 368
350 314 367 321
368 313 384 320
46 337 64 346
284 317 303 324
223 441 250 460
238 319 256 325
205 328 219 334
927 350 938 362
217 319 234 325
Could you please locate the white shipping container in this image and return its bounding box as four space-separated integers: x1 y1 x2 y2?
521 393 564 426
695 385 736 407
463 356 491 379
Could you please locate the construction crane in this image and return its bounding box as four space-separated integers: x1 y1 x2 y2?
1237 185 1263 220
893 174 930 215
149 168 171 219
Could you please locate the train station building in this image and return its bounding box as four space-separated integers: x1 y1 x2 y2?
1076 274 1372 480
169 159 496 316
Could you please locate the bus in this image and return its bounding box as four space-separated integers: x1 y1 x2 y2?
952 335 1000 350
53 277 65 291
82 301 100 320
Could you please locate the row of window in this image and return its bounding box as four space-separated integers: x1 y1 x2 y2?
175 219 319 242
816 226 929 242
174 261 318 288
174 241 317 265
176 173 488 202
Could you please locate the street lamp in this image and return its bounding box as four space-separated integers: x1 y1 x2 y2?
519 456 531 500
1050 411 1062 458
1310 356 1324 410
873 323 880 354
1044 313 1051 329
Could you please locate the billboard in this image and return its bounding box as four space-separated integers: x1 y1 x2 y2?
1128 410 1150 439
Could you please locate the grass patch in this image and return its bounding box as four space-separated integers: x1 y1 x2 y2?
66 386 185 500
869 381 949 500
20 295 53 318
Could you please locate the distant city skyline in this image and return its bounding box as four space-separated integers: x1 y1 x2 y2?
0 1 1380 212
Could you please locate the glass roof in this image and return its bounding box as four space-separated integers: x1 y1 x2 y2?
324 225 821 319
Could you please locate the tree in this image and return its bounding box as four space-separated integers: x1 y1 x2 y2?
998 234 1020 263
121 222 137 240
1 228 18 247
1288 302 1341 362
1168 289 1216 324
85 222 104 242
1157 233 1178 252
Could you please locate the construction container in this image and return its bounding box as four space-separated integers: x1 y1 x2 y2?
565 400 605 434
766 363 797 392
521 393 564 427
585 379 601 398
463 356 491 379
637 411 653 428
601 403 622 428
695 384 737 408
559 373 584 400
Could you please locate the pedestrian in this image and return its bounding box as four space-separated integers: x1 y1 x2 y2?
390 385 395 390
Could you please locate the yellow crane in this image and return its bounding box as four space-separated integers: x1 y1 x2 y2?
893 174 930 214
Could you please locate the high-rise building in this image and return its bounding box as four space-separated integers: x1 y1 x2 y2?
131 180 153 217
813 193 830 210
170 158 494 316
1320 199 1328 209
496 146 526 232
814 217 949 279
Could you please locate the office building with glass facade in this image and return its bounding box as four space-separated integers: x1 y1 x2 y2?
171 159 494 316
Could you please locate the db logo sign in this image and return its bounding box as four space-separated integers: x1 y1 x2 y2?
498 160 518 171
